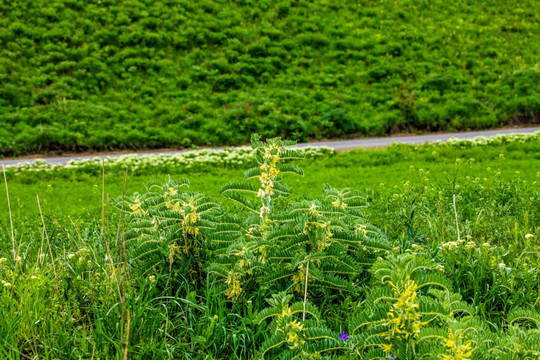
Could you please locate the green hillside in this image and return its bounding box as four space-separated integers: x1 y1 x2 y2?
1 0 539 155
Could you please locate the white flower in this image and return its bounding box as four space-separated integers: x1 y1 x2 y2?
259 205 270 219
498 262 506 269
525 234 534 239
441 241 459 251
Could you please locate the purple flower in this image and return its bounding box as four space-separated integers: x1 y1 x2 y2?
389 354 394 360
339 332 349 341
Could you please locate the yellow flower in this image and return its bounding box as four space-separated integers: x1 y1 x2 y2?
382 343 393 353
356 224 368 236
443 329 474 360
287 331 300 346
129 200 148 215
289 320 304 332
285 319 305 349
292 264 308 293
162 187 178 198
279 306 293 318
224 272 242 300
383 277 425 341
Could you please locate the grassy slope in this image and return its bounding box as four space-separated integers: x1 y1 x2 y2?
1 0 540 155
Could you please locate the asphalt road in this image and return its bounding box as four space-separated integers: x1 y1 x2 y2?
1 127 539 167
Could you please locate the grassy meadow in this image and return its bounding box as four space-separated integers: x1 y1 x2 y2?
1 0 540 358
0 134 539 359
2 135 539 219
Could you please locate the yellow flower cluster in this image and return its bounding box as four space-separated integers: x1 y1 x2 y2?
331 198 348 209
279 306 293 318
383 277 428 342
277 312 305 349
165 200 182 212
318 221 334 250
165 199 200 237
162 187 178 198
168 242 183 265
257 144 281 219
130 199 148 215
234 247 253 275
441 329 473 360
182 202 200 237
225 271 242 300
355 224 368 236
257 244 269 263
302 218 334 250
292 263 312 293
285 320 305 348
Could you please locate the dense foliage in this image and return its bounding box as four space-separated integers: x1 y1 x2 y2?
1 0 540 155
0 136 538 359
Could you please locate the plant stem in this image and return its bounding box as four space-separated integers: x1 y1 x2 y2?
303 260 310 321
453 193 460 242
37 195 58 288
2 166 16 267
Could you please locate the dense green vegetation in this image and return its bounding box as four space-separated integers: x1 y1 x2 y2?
1 0 540 155
0 136 538 358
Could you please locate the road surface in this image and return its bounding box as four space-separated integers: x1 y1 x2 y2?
1 127 538 167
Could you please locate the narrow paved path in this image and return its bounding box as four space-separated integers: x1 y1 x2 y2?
1 127 538 167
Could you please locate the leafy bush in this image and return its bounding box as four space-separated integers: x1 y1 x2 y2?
112 135 540 358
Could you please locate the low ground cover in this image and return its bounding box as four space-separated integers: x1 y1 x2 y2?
0 134 538 358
